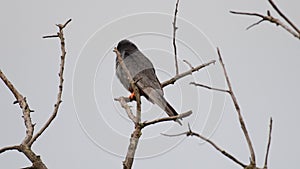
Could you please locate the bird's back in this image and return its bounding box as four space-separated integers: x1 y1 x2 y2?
116 50 163 95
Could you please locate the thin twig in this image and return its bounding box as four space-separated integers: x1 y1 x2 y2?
143 110 192 127
217 48 256 165
268 0 300 34
161 60 216 88
190 82 229 93
162 124 247 168
114 97 137 123
263 117 273 169
29 18 71 146
0 145 20 154
183 60 194 69
246 19 265 30
42 34 59 39
57 18 72 29
172 0 180 75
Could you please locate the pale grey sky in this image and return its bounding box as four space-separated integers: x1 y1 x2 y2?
1 0 299 168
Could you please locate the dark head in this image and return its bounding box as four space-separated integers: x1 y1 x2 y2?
117 39 138 55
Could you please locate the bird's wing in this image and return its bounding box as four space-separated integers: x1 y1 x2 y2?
135 69 179 117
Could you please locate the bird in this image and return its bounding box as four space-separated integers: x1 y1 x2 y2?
115 39 182 125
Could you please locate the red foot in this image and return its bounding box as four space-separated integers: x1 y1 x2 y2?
129 92 135 100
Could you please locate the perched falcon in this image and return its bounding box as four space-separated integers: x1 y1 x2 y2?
115 39 181 125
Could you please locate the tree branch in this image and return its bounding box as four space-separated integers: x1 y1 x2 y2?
161 60 216 88
0 19 71 169
263 117 273 169
267 0 300 34
142 110 192 127
189 82 229 93
123 125 142 169
217 48 256 165
162 124 247 168
115 51 214 169
172 0 180 75
0 71 34 145
114 97 137 123
0 145 20 154
29 18 71 146
230 2 300 40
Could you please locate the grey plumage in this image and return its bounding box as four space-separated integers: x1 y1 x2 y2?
116 39 181 125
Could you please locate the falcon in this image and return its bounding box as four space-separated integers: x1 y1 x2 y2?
116 39 181 125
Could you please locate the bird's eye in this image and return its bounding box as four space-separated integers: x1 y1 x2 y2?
124 52 130 57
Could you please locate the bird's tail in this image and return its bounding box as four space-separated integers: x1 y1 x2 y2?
164 100 182 125
149 92 182 125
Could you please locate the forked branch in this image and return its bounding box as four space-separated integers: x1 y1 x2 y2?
230 0 300 39
29 18 72 146
0 19 71 169
162 124 247 168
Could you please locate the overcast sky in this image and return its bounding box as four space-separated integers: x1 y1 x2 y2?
1 0 299 168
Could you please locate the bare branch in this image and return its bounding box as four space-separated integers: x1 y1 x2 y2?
263 117 273 169
143 110 192 127
57 18 72 29
0 145 20 154
230 10 300 39
42 34 59 39
217 48 256 165
29 19 71 146
0 144 47 169
114 97 137 123
0 19 72 169
267 0 300 34
190 82 229 93
246 19 265 30
162 124 247 168
161 60 216 88
123 125 142 169
0 70 34 145
172 0 180 75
